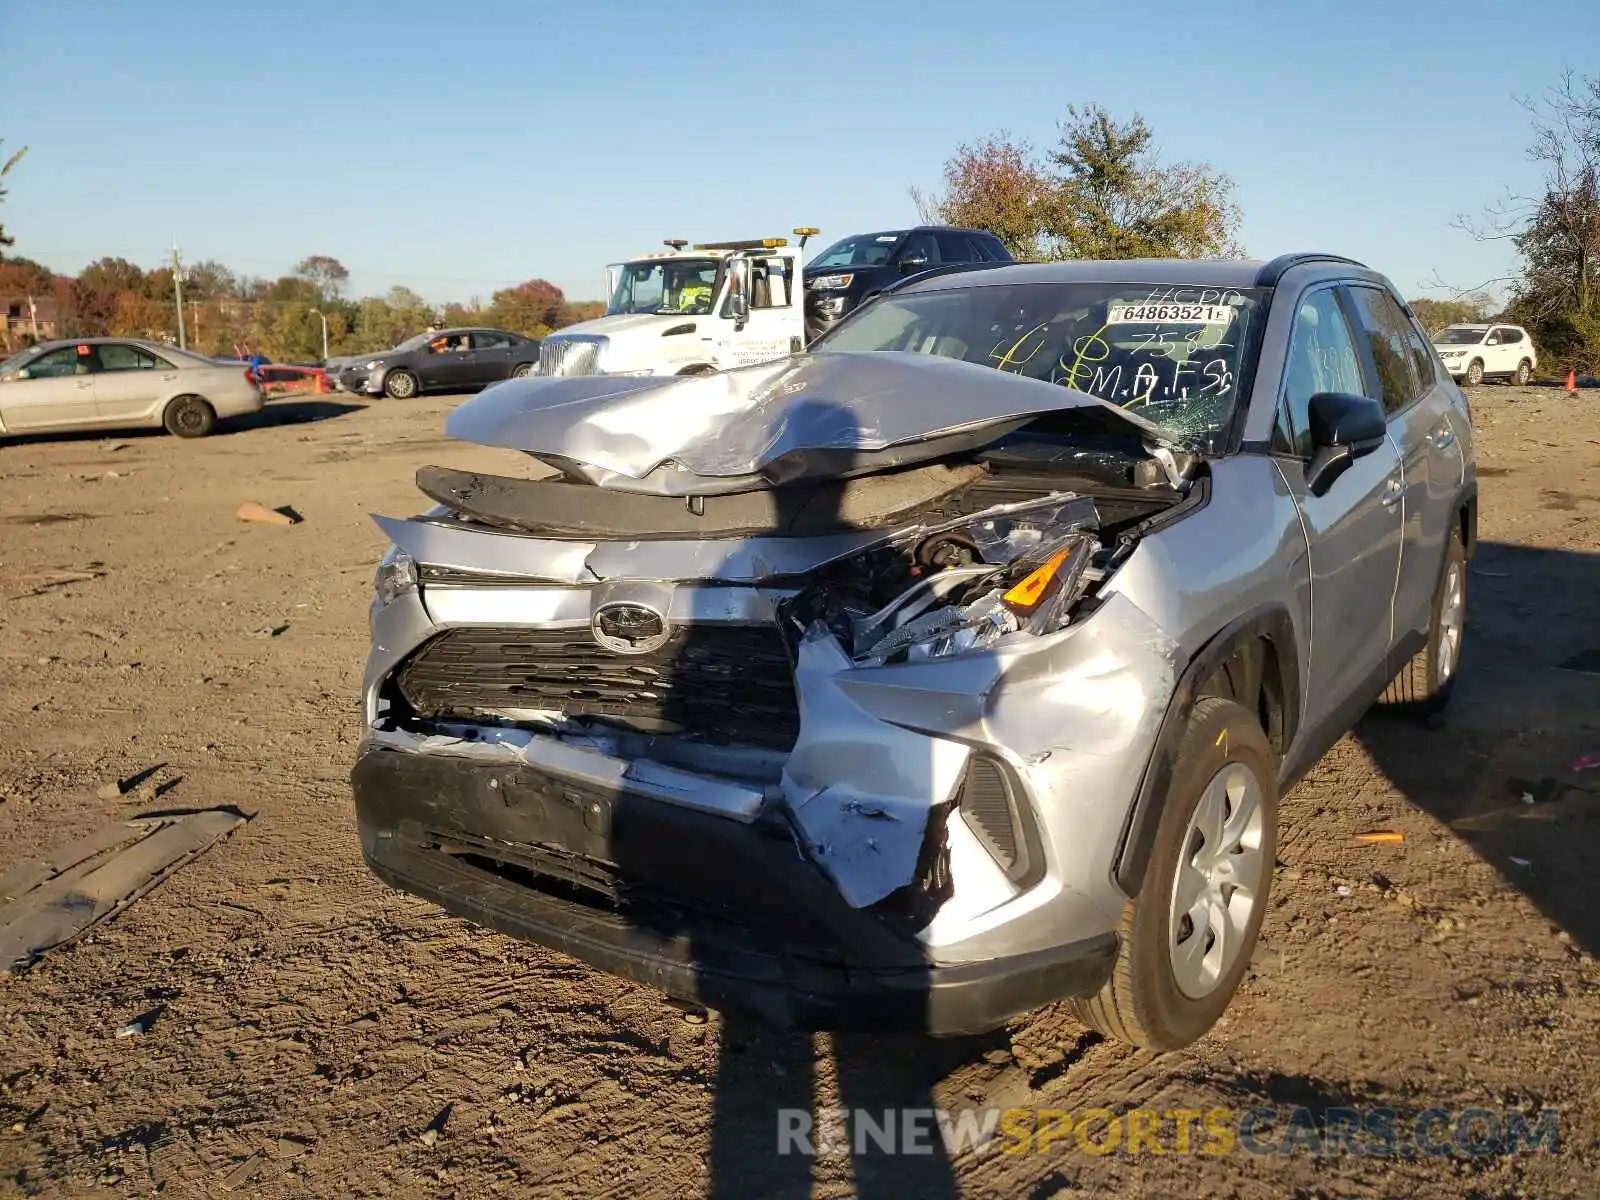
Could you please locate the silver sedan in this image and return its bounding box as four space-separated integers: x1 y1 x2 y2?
0 337 264 438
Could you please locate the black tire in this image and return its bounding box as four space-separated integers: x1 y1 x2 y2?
384 369 419 400
511 363 533 379
163 394 216 438
676 364 717 376
1465 359 1484 386
1378 533 1465 715
1512 359 1531 386
1070 697 1277 1051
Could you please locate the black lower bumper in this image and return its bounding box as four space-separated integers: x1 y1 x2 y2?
351 742 1117 1036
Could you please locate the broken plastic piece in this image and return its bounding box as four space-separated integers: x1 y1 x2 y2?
1354 831 1404 845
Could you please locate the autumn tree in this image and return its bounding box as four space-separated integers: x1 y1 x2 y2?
912 133 1053 258
489 278 565 336
294 254 350 301
74 256 148 333
915 105 1243 262
0 141 25 255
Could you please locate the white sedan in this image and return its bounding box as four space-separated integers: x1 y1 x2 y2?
0 337 264 438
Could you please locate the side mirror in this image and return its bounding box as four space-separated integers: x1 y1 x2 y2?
899 254 930 274
728 292 749 330
1305 391 1387 497
15 368 31 380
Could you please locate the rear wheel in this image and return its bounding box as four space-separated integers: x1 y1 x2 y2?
1465 359 1484 386
163 394 216 438
384 369 419 399
1512 359 1531 386
1379 534 1465 715
1069 697 1277 1050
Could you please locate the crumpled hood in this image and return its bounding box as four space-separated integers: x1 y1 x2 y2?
445 350 1176 497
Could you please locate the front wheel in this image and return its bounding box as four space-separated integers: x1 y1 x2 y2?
1512 359 1531 386
163 394 216 438
1378 534 1465 715
510 362 533 379
1070 697 1277 1050
383 369 419 400
1465 359 1484 386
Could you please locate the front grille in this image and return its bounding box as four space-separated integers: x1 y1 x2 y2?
536 339 600 377
392 624 799 750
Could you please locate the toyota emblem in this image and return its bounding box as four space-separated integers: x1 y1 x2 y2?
592 602 671 655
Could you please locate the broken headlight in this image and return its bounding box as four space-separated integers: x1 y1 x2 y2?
373 548 417 607
797 493 1102 665
856 533 1096 663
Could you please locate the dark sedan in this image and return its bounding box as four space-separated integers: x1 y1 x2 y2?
339 328 541 399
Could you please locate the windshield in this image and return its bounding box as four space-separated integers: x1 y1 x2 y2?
808 233 905 270
0 345 43 377
607 258 720 316
1433 326 1487 345
814 281 1269 449
393 333 434 353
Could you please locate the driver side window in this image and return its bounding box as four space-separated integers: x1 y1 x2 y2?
1273 288 1365 458
23 346 95 379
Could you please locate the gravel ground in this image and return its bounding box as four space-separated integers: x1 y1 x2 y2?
0 384 1597 1199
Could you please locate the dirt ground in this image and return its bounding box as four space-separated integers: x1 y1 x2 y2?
1 384 1597 1199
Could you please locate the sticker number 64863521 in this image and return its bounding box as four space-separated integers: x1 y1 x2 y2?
1106 303 1233 325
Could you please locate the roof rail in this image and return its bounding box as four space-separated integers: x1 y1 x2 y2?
879 259 1017 295
1255 253 1369 287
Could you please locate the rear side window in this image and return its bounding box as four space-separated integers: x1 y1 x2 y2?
1346 286 1422 415
935 232 983 262
98 343 170 371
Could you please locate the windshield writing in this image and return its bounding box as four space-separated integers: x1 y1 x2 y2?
816 282 1267 449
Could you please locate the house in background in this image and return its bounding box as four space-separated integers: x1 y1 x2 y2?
2 291 60 351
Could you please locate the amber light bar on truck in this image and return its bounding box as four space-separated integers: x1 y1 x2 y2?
694 238 790 251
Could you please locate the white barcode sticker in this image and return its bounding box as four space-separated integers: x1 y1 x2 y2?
1106 303 1234 325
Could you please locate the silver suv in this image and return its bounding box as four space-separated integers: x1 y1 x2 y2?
352 253 1476 1050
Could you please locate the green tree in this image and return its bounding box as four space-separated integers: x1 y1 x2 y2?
0 141 26 255
914 105 1243 261
1455 71 1600 373
1410 294 1494 333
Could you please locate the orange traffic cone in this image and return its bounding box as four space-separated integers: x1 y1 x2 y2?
1567 369 1578 395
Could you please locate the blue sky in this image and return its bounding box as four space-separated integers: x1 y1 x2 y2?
3 0 1593 305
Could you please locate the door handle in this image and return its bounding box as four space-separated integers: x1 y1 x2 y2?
1380 477 1403 507
74 380 93 390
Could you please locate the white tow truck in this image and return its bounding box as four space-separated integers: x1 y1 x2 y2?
533 229 818 378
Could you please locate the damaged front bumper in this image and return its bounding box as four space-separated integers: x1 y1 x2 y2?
352 352 1194 1032
352 743 1118 1035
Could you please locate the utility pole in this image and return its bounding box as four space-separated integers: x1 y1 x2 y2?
171 241 187 350
309 307 329 362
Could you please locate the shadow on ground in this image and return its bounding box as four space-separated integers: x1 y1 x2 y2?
1355 539 1600 954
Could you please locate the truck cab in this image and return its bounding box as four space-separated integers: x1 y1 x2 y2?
534 233 813 378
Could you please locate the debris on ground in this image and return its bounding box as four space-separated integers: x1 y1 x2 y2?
0 809 250 973
1354 831 1405 845
235 501 301 526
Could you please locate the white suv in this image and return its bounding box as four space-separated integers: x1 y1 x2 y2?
1432 323 1537 386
